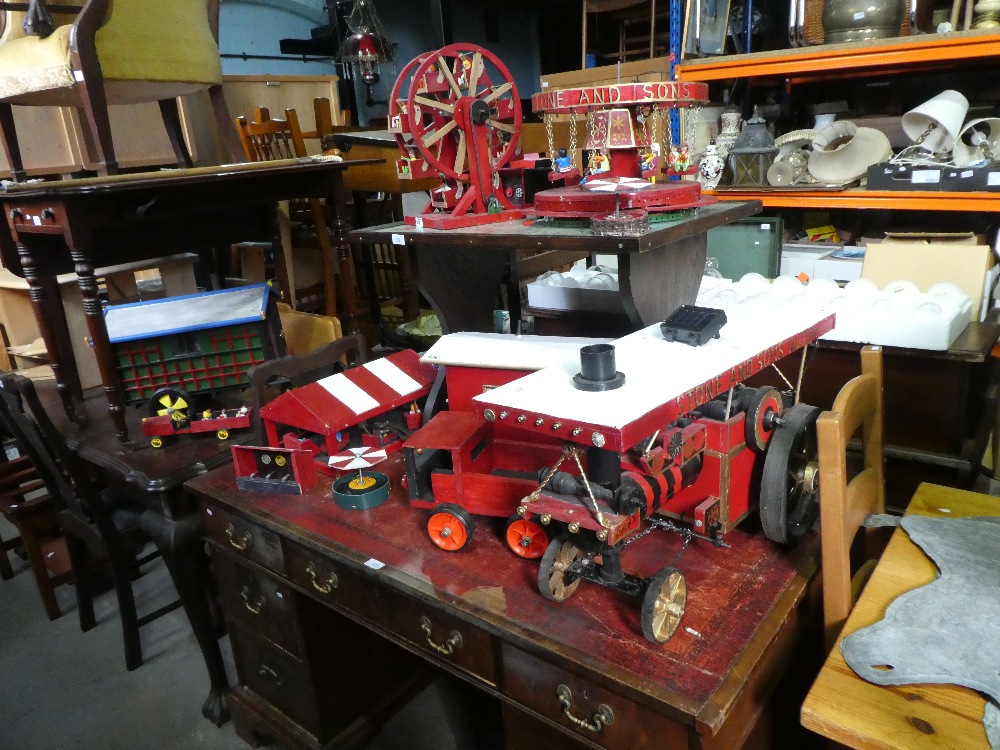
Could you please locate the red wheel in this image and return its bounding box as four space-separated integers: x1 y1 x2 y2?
504 514 549 559
389 52 431 153
404 43 522 181
426 503 475 552
745 386 784 454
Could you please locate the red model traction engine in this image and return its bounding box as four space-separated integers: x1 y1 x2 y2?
403 307 835 644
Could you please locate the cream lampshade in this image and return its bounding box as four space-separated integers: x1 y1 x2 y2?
900 90 969 154
953 117 1000 166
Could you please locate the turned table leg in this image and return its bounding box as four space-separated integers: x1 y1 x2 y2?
17 243 85 423
70 247 129 442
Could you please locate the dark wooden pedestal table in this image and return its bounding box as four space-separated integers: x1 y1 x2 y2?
350 201 762 333
34 380 245 725
0 158 373 443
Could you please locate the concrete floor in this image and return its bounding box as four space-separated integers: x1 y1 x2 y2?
0 516 502 750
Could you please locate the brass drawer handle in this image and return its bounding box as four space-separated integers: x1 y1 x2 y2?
225 522 252 551
258 664 284 686
240 585 265 615
556 684 614 732
419 615 462 656
306 560 338 594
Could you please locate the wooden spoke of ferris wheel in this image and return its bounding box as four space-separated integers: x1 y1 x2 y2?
438 55 463 97
467 51 483 94
483 82 513 103
454 130 467 175
487 119 515 134
414 94 454 114
422 119 458 148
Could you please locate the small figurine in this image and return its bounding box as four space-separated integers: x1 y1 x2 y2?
553 148 573 172
580 151 610 183
640 144 660 173
668 144 692 173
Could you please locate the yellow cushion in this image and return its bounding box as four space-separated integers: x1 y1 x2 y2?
96 0 222 86
0 25 73 101
0 0 221 104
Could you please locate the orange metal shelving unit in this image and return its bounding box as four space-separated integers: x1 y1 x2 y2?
675 29 1000 83
707 189 1000 212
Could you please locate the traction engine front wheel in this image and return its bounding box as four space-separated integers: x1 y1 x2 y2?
504 513 550 559
426 503 475 552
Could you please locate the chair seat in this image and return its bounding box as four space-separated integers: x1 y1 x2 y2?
0 25 73 103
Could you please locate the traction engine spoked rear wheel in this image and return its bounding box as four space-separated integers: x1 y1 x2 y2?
504 513 550 559
641 566 687 644
426 503 475 552
759 403 822 545
538 534 585 602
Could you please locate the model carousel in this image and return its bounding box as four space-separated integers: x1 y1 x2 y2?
531 81 717 234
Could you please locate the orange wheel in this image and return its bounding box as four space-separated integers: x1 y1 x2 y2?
426 504 474 552
504 514 549 559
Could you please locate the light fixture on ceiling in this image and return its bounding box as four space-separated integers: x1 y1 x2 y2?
339 0 394 106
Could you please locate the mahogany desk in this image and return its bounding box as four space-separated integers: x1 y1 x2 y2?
0 158 374 442
801 482 995 748
35 378 241 726
187 452 823 750
349 201 761 334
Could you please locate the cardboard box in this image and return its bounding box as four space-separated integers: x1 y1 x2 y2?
539 57 670 89
881 231 981 245
779 243 834 281
814 255 863 283
861 240 996 321
526 282 625 314
866 163 944 191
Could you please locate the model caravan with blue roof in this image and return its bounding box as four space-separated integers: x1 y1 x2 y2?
104 284 285 411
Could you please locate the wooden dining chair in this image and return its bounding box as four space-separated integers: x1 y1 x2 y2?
0 451 73 619
0 372 181 670
235 106 339 319
0 0 241 180
816 344 886 650
246 334 366 445
276 301 342 356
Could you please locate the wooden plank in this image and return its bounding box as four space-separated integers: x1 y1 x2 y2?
800 483 993 749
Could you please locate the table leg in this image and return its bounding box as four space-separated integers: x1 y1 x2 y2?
142 510 231 726
327 177 359 336
407 244 510 333
617 232 707 328
69 248 129 442
16 243 84 423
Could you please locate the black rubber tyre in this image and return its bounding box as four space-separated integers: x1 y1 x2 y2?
759 403 822 545
537 534 584 602
640 566 687 644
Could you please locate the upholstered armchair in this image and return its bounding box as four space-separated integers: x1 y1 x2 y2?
0 0 243 180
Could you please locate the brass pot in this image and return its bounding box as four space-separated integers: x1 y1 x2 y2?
822 0 905 42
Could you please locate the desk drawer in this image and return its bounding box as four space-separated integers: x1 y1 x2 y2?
503 645 687 749
285 539 372 609
203 503 285 572
229 622 321 735
368 585 498 686
213 552 304 657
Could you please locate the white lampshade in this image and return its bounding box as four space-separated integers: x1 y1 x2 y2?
954 117 1000 166
901 90 969 153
